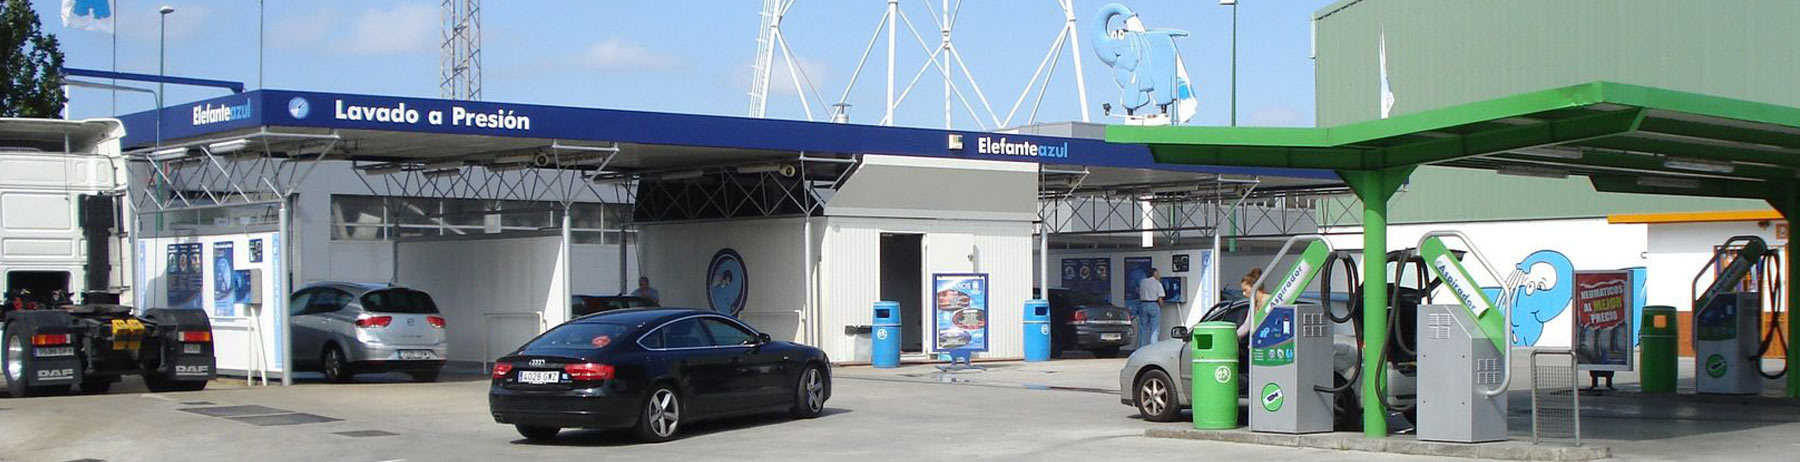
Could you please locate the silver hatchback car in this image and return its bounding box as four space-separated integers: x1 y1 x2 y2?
290 282 448 382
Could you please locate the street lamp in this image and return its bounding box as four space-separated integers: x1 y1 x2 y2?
1220 0 1237 127
157 6 174 149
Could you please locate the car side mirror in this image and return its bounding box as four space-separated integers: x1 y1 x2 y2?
1170 326 1190 341
757 333 773 344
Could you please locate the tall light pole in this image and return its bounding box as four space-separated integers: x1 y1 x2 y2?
158 6 174 147
1221 0 1237 127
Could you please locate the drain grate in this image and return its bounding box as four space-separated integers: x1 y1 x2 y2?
228 413 342 427
335 430 399 438
180 405 289 418
62 459 105 462
180 401 215 406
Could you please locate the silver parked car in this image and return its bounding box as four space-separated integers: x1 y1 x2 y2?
290 282 448 382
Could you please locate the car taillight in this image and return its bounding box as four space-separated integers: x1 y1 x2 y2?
426 316 446 329
355 316 393 328
180 331 212 342
1072 310 1088 324
564 363 615 381
491 362 514 379
31 333 70 346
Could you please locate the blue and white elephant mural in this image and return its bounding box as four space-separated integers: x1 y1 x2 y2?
1090 4 1194 120
1479 250 1647 347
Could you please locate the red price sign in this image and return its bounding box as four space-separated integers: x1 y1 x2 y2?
1573 270 1634 371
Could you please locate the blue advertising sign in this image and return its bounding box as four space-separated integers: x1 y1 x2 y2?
706 249 749 316
933 273 989 352
1060 258 1111 303
1124 257 1154 301
165 243 203 309
213 241 235 317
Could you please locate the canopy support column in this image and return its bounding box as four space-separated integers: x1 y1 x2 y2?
1775 191 1800 399
1341 167 1412 437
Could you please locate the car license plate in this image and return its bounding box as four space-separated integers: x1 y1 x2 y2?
1101 333 1122 341
399 350 434 360
34 346 75 357
183 344 202 354
518 370 561 384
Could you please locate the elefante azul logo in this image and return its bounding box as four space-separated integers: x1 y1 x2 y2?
976 136 1069 159
193 100 253 126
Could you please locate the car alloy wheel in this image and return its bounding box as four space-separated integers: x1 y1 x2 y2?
647 388 680 438
803 368 825 413
323 347 348 382
1139 376 1169 417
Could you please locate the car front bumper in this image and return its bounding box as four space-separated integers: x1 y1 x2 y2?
489 386 639 429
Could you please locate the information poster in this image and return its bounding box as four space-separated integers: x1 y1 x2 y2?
933 273 989 352
1059 258 1111 302
1573 270 1634 371
1123 257 1154 301
165 243 203 309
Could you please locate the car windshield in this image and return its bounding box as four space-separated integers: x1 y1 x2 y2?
526 322 631 350
361 289 439 314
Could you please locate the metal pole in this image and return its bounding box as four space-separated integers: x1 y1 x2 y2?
1788 192 1800 398
1038 223 1050 301
111 1 118 115
1229 3 1238 127
803 218 814 345
1064 0 1090 123
942 0 950 129
880 1 898 126
1344 170 1396 438
278 197 293 386
258 0 264 89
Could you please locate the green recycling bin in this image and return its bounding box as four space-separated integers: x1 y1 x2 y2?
1640 306 1678 393
1191 321 1240 429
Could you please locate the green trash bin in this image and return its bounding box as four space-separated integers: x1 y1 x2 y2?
1191 321 1240 429
1640 306 1678 393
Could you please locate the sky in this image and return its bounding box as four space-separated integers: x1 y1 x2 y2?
34 0 1337 130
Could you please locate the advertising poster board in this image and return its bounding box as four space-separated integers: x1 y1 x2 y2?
1123 257 1154 301
166 243 203 309
933 273 989 353
1059 258 1111 302
1573 270 1634 371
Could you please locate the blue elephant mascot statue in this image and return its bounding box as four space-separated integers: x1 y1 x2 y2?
1090 4 1190 117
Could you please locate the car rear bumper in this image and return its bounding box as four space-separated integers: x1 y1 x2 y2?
1072 324 1133 348
489 387 638 429
346 342 448 363
351 359 446 373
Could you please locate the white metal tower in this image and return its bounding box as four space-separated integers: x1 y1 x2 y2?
747 0 1090 129
441 0 482 100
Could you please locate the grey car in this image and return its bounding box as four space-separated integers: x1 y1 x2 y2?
290 282 448 382
1118 298 1414 429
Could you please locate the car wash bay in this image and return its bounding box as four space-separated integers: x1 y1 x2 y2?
1111 81 1800 437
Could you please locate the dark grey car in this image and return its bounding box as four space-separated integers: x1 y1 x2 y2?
290 282 448 382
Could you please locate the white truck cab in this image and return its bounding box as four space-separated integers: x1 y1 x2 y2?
0 117 131 314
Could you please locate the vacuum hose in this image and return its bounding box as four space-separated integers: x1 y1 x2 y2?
1756 253 1788 380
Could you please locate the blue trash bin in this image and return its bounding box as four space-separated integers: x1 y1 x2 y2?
872 301 901 368
1024 299 1051 362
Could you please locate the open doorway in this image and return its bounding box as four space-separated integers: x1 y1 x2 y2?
880 233 924 352
5 270 72 308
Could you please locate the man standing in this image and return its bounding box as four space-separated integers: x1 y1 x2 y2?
1135 268 1166 348
631 276 661 304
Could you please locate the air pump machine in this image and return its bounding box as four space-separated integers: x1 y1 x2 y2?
1691 236 1787 394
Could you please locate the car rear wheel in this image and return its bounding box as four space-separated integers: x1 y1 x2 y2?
634 385 682 442
515 425 559 442
321 346 352 383
1135 369 1182 422
790 365 827 418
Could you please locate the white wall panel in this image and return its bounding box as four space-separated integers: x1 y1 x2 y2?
396 235 566 363
637 218 807 343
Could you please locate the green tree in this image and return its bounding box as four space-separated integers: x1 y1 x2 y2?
1 0 67 118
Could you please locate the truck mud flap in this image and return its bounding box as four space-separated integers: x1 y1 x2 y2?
141 309 217 382
4 311 83 391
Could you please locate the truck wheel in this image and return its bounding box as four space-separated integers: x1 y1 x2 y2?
4 322 68 398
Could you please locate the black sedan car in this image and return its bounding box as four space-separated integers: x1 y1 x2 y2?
1046 289 1134 358
489 308 831 443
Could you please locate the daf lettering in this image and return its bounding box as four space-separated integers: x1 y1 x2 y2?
36 368 74 380
176 365 211 375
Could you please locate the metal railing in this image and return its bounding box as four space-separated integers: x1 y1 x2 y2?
1531 349 1581 446
481 312 544 373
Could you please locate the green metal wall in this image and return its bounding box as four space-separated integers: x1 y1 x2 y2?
1311 0 1796 222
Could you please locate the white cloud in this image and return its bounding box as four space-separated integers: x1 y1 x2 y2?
575 38 686 72
336 3 437 55
1247 105 1307 127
